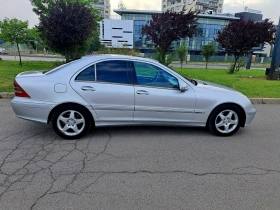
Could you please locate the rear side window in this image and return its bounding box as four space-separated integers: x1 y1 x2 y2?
96 60 129 84
76 65 95 81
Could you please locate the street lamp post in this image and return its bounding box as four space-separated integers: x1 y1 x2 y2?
269 17 280 80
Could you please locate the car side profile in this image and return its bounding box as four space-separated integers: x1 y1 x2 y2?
11 55 256 139
0 47 7 54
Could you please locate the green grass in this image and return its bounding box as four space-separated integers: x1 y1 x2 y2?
0 60 279 98
0 60 56 92
173 68 280 98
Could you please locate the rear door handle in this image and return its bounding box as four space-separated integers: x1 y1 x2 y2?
81 86 95 91
136 90 149 95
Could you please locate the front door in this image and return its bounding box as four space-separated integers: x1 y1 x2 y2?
132 61 196 123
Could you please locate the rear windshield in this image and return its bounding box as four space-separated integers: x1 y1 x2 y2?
44 60 79 74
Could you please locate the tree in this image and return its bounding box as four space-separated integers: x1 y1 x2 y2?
31 0 101 60
30 0 98 16
0 18 29 66
215 18 275 74
142 10 198 66
201 42 216 69
28 27 42 52
38 1 96 62
89 31 101 52
176 40 188 68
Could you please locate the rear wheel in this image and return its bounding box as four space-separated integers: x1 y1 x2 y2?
208 104 242 136
52 104 92 139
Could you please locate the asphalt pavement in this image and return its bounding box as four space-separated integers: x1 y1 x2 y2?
0 54 65 62
0 99 280 210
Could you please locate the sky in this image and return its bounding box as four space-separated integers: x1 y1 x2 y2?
0 0 279 28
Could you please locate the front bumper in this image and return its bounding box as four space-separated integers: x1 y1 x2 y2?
11 97 56 124
245 108 257 127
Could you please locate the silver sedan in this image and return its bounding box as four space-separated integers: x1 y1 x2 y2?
11 55 256 139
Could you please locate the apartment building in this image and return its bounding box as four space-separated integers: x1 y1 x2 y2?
161 0 224 14
93 0 111 19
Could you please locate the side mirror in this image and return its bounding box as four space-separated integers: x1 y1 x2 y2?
179 80 188 92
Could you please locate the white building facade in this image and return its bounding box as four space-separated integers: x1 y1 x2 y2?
162 0 224 14
99 19 134 48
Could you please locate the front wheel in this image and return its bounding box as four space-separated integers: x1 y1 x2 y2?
52 105 92 139
208 105 242 136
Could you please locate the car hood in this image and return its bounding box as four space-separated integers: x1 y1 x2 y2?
195 79 238 92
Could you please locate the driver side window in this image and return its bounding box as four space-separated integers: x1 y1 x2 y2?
133 61 179 89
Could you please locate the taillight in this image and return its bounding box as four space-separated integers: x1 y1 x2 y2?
14 80 30 98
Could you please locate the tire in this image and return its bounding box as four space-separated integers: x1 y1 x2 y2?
52 104 92 139
208 104 242 137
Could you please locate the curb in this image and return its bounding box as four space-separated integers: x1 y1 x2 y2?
0 92 15 99
0 92 280 104
249 98 280 104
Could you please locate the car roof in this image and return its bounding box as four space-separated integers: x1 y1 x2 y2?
80 54 158 63
45 54 160 78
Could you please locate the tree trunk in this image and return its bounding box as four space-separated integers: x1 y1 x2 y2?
16 43 22 66
231 56 239 74
180 61 182 68
206 58 208 69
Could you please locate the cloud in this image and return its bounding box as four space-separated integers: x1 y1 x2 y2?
223 0 279 23
0 0 39 27
0 0 278 28
110 0 161 16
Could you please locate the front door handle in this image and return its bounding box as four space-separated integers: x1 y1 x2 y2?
81 86 95 91
136 90 149 95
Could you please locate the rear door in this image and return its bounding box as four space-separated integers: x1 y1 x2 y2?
70 60 135 122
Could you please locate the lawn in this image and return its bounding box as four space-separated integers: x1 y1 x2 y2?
174 68 280 98
0 60 279 98
0 60 56 92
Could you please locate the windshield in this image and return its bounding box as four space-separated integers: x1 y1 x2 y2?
165 66 198 86
185 77 198 86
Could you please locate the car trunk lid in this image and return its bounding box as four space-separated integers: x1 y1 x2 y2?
17 70 47 77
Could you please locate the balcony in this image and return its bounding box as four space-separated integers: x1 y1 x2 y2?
167 0 181 4
196 0 209 6
208 3 218 8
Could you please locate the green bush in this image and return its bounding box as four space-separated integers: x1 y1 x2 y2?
99 46 139 56
53 60 66 68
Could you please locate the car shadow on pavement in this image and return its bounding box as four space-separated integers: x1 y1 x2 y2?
88 126 210 138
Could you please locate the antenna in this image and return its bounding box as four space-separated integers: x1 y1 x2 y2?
118 0 126 10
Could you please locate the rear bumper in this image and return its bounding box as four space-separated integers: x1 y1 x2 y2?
11 97 57 124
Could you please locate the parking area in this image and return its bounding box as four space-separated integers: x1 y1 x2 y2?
0 99 280 209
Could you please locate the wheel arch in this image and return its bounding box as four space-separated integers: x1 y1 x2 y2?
206 103 246 128
48 102 95 126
